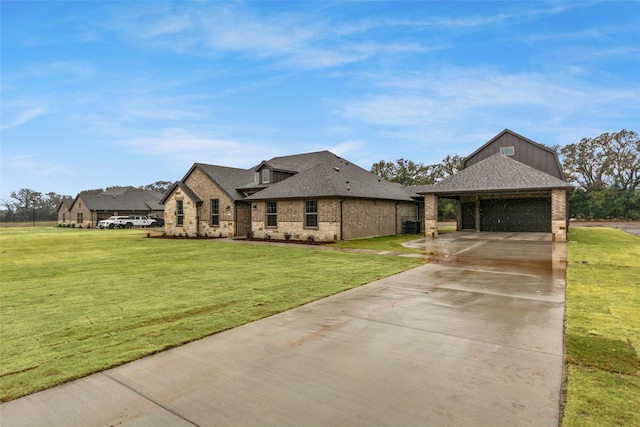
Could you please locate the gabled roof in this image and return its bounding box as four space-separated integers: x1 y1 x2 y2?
463 129 559 168
57 197 74 212
166 150 414 203
75 187 164 211
193 163 257 200
422 154 573 195
463 129 566 180
253 150 335 173
245 152 413 201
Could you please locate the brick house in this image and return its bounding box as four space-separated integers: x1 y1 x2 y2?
60 187 164 227
421 129 574 241
161 151 420 241
56 198 74 224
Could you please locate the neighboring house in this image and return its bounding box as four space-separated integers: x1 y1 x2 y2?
421 129 574 241
162 150 420 241
62 187 164 227
56 198 74 224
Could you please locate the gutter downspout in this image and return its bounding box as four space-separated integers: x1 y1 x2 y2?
340 198 348 241
395 202 400 235
196 201 202 236
233 202 240 237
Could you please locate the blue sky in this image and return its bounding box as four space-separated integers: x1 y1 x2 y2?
1 1 639 200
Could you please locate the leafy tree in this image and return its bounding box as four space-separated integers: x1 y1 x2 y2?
560 129 639 191
370 159 434 186
140 181 174 194
370 155 463 186
603 130 640 191
370 160 398 182
431 155 464 181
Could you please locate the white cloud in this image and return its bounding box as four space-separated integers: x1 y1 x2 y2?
323 140 364 157
328 66 640 152
1 107 46 131
120 128 273 169
109 3 431 70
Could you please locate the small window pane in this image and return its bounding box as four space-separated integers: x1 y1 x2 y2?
500 146 515 156
266 201 277 227
177 200 184 226
305 200 318 227
262 169 270 183
211 199 219 226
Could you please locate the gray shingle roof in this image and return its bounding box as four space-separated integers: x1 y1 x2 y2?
422 154 573 195
404 185 435 198
79 187 164 211
245 152 413 201
170 151 413 202
194 163 257 200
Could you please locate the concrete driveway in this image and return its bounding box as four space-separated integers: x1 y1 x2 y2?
1 233 566 426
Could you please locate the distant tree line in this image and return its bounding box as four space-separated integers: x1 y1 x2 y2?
560 130 639 219
0 181 174 223
370 129 640 220
370 155 465 221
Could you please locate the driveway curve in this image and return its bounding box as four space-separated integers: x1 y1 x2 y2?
1 233 566 426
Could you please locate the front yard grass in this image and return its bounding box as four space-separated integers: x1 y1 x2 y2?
563 228 640 426
0 227 424 401
330 233 426 253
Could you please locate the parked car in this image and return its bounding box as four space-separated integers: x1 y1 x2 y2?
98 216 129 229
149 216 164 227
115 215 157 228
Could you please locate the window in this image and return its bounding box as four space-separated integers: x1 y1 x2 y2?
262 169 270 183
77 212 83 223
266 201 277 227
211 199 219 226
177 200 184 226
305 200 318 228
500 146 515 156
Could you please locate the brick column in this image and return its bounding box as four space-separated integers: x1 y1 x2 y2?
424 193 438 238
551 189 568 241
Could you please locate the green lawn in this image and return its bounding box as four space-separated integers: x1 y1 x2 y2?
330 233 426 253
0 227 423 401
563 228 640 426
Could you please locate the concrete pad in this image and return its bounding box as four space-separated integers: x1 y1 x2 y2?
1 233 566 426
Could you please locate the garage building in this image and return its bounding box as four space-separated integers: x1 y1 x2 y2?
422 129 574 240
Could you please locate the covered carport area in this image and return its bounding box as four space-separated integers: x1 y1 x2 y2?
421 154 574 241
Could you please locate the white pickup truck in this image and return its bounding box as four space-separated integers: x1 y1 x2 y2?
115 215 158 228
98 216 129 229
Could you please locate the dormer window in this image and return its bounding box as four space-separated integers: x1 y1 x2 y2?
262 169 270 184
500 146 515 156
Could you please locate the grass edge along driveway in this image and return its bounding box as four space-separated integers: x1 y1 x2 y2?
0 228 424 402
563 227 640 427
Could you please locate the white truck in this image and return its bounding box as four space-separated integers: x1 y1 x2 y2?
98 216 129 229
115 215 158 228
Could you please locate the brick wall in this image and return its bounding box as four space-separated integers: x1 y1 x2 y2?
250 198 418 242
57 205 71 224
551 189 568 241
164 168 252 237
164 191 199 236
251 199 341 242
424 194 438 237
68 196 95 228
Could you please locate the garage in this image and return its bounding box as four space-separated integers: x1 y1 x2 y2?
420 129 574 240
480 198 551 232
